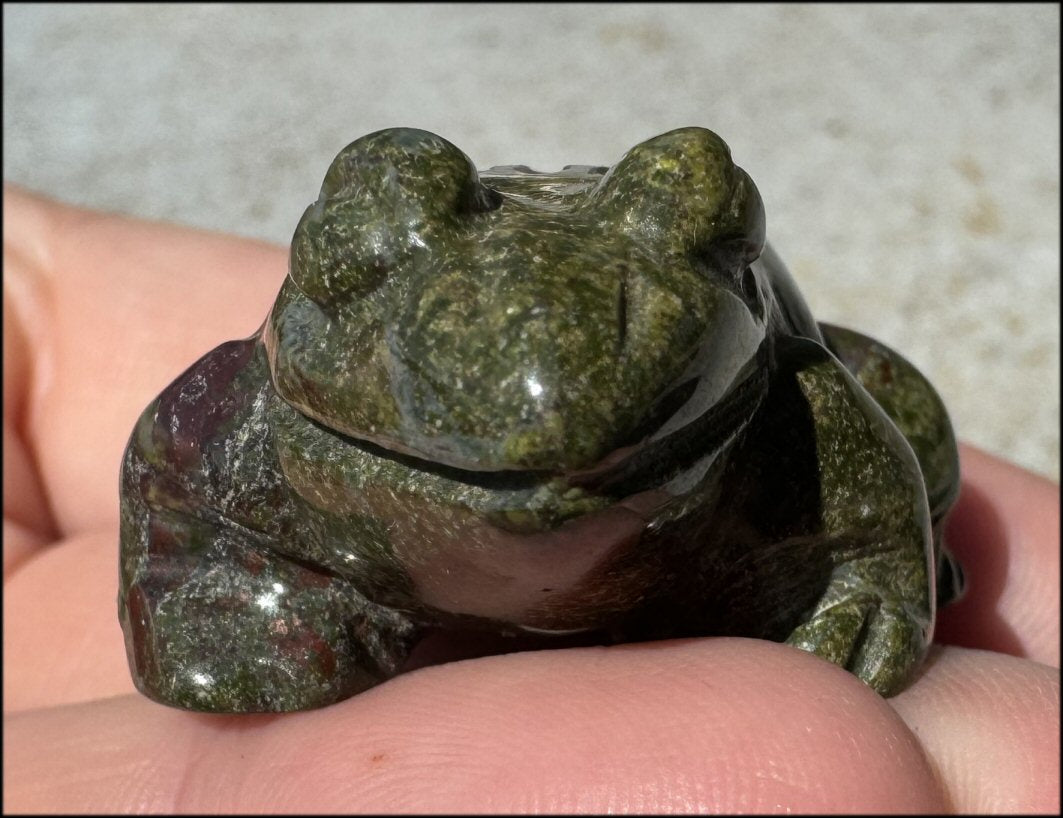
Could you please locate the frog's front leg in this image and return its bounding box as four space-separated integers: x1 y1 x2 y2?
119 339 417 712
818 322 964 606
778 337 935 696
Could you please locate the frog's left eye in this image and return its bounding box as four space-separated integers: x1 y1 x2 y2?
291 128 501 307
586 127 765 267
319 128 500 219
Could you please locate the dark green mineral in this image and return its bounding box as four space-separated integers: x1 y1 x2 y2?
119 127 962 712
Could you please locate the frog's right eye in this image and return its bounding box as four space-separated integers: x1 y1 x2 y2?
586 127 764 268
291 128 500 307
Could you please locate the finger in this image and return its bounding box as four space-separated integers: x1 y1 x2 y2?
936 444 1060 666
890 645 1060 813
2 185 287 540
2 638 946 813
3 247 57 574
3 529 135 712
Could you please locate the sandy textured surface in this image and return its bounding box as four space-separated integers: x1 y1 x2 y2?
3 4 1058 479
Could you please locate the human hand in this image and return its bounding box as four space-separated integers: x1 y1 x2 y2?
3 185 1058 813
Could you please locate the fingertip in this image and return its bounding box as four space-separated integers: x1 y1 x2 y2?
891 646 1060 813
226 638 946 813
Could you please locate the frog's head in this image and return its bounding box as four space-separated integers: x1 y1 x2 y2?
264 127 769 479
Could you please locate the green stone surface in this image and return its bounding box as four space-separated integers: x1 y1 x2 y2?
119 127 963 712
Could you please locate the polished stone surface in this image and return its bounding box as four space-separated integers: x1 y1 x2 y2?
119 128 962 711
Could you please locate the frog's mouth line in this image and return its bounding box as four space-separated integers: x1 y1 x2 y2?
575 357 771 497
303 343 772 501
302 416 550 491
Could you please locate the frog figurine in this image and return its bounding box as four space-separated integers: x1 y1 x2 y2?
119 127 963 712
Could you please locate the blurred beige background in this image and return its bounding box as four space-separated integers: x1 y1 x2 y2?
3 3 1059 479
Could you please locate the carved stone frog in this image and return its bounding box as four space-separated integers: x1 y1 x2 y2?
119 127 963 712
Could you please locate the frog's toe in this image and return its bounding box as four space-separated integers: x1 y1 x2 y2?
785 595 926 696
847 602 927 696
785 594 877 668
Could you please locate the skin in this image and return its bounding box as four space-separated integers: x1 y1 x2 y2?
3 186 1058 813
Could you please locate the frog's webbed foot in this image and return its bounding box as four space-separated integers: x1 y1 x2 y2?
786 587 927 696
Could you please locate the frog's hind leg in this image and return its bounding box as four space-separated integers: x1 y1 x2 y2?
819 322 964 606
118 339 418 713
120 496 416 712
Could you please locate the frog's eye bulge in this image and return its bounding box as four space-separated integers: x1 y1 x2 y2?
587 126 765 269
290 128 500 307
